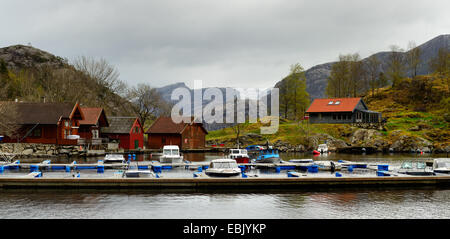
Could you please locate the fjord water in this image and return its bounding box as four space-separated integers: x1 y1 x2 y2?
0 152 449 219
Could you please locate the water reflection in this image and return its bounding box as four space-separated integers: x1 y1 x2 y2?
0 187 450 218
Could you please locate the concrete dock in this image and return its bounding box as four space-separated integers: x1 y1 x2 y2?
1 176 450 189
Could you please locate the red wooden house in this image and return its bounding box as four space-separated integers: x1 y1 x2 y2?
101 117 144 150
0 101 84 145
146 117 208 150
78 107 109 145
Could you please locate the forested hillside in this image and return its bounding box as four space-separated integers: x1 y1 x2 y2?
0 45 171 129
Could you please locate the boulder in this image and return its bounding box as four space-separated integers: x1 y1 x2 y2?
21 149 34 155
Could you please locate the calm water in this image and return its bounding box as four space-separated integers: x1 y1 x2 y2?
1 152 449 219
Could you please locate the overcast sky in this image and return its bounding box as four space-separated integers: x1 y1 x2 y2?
1 0 449 89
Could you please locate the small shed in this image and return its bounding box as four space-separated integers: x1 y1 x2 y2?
146 117 208 150
306 98 381 124
101 117 144 150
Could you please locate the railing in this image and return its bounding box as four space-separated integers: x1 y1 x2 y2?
77 138 109 145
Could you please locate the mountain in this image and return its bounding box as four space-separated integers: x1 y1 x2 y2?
0 44 68 70
299 34 450 99
0 44 133 116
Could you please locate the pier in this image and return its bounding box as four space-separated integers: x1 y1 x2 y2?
1 176 450 189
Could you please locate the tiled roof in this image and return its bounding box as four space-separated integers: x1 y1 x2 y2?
79 107 104 125
146 116 207 134
101 117 138 134
306 98 362 113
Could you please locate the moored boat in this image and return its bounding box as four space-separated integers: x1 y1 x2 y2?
228 148 250 164
397 161 435 176
314 160 341 171
205 159 241 177
124 169 154 178
432 158 450 174
160 145 183 164
104 154 125 163
316 144 328 154
254 149 282 164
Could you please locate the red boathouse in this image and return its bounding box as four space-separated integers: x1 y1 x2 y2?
146 117 208 150
101 117 144 150
0 101 84 145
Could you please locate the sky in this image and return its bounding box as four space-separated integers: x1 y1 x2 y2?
1 0 449 89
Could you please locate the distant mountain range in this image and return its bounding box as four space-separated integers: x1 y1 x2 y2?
157 34 449 102
301 34 450 99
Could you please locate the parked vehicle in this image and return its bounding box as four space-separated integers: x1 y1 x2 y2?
205 159 241 177
160 145 183 164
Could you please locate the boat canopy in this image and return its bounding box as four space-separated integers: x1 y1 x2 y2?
163 145 180 156
434 158 450 168
209 159 239 168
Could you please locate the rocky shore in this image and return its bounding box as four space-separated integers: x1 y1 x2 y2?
0 143 99 159
207 128 450 154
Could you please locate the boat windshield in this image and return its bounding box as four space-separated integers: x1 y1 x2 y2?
212 162 238 168
231 150 240 154
163 149 179 156
417 162 426 169
401 162 413 169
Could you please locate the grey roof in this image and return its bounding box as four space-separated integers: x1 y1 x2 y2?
101 117 137 134
0 101 79 125
357 109 381 114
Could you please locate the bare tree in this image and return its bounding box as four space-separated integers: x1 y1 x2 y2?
365 55 381 96
0 102 20 140
406 41 422 78
127 83 172 128
386 45 406 88
72 56 126 97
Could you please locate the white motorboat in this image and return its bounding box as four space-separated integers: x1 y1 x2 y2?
289 159 314 164
432 158 450 174
314 161 341 171
124 169 154 178
397 161 435 176
160 145 183 164
228 149 250 164
205 159 241 177
104 154 125 163
317 144 328 154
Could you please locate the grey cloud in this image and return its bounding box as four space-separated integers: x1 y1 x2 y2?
0 0 449 88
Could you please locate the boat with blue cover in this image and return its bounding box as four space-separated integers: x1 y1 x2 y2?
254 149 282 164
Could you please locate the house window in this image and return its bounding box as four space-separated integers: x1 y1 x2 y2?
64 129 68 139
92 130 99 139
32 128 42 137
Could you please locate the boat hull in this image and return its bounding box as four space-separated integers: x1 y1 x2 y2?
205 170 241 177
234 157 250 164
255 157 282 164
398 170 435 176
160 157 183 164
125 171 153 178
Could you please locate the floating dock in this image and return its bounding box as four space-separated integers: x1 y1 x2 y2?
0 176 450 189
